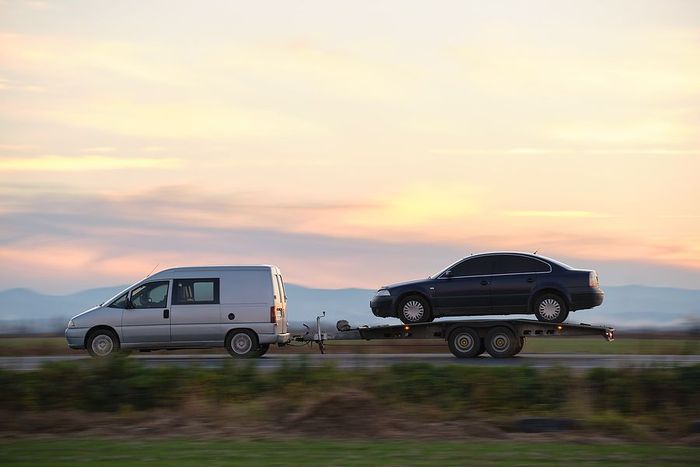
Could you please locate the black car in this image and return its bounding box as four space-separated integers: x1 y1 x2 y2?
370 252 604 324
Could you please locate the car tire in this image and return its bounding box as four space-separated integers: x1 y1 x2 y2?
398 295 432 324
225 330 260 358
86 329 120 358
448 327 481 358
485 327 518 358
533 293 569 323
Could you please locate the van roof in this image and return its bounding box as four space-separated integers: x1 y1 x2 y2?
150 265 279 276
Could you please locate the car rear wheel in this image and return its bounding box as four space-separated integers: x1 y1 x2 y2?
534 293 569 323
448 327 481 358
485 327 519 358
86 329 120 358
398 295 432 324
225 330 260 358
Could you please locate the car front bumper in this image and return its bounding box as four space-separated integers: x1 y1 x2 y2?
370 296 394 318
65 327 87 349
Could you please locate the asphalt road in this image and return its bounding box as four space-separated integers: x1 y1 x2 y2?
1 353 699 371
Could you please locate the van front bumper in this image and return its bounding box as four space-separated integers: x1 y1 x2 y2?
65 327 87 349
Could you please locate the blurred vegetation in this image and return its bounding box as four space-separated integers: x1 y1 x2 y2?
1 438 699 466
1 357 698 427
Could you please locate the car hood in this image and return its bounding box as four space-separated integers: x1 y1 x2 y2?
384 278 432 289
71 305 101 320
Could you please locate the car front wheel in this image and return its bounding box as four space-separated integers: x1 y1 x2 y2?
533 293 569 323
398 295 432 324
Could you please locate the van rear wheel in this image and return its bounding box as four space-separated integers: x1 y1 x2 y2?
225 330 260 358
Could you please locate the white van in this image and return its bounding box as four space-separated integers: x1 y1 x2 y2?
65 265 290 358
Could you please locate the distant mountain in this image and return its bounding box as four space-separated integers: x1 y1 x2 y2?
0 283 698 334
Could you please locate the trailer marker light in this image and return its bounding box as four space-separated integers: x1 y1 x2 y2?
557 325 563 330
404 326 410 331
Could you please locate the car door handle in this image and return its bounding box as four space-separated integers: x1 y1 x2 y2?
163 309 169 319
480 280 489 286
526 278 534 283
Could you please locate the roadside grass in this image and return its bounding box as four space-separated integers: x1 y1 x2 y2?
0 439 698 466
1 336 699 356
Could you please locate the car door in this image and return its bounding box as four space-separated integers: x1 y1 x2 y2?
121 280 171 345
490 255 551 313
431 256 493 315
170 278 222 344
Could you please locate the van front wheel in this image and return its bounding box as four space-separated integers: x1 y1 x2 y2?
86 329 120 358
225 330 260 358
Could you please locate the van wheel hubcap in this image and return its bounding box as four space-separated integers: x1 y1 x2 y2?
403 300 424 321
92 335 113 356
232 333 253 354
538 298 561 320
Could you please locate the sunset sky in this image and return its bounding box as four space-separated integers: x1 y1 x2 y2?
1 0 699 293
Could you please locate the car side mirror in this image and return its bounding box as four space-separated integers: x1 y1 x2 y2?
443 270 453 278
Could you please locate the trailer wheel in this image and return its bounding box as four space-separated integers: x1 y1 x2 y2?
448 327 481 358
398 295 432 324
485 327 518 358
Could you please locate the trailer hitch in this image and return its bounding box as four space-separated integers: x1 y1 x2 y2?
302 311 327 354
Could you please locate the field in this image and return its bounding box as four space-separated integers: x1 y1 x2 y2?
1 439 698 466
1 335 698 356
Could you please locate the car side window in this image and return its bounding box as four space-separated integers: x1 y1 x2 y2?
172 279 219 305
130 281 169 309
108 292 128 309
492 255 550 274
448 256 493 277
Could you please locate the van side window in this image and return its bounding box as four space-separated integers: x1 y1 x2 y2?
173 279 219 305
109 292 128 309
131 281 169 309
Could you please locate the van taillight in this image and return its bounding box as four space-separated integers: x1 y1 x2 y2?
270 306 276 323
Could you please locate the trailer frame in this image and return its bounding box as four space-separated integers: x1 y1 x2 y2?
295 315 614 358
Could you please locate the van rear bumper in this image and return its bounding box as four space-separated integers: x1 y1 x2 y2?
259 332 291 345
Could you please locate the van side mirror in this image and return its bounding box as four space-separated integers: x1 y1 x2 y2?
443 270 453 278
125 297 134 309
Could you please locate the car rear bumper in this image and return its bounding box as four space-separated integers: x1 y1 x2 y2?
571 289 604 310
370 296 394 318
65 328 87 349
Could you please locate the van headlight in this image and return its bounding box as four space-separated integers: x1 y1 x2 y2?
67 319 76 328
375 289 391 297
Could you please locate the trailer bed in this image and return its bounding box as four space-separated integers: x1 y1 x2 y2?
297 317 614 358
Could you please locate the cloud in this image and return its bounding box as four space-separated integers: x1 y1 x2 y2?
0 155 180 172
504 210 610 219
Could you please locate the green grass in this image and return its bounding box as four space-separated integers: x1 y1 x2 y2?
0 439 698 466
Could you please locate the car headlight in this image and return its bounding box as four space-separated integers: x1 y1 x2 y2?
375 289 391 297
67 319 76 328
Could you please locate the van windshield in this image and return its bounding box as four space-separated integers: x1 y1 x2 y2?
100 283 136 306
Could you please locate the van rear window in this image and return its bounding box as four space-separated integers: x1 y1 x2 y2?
173 279 220 305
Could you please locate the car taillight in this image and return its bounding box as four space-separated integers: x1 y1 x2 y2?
589 271 599 287
270 305 276 323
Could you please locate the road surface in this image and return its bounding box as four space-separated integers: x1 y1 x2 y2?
1 353 699 371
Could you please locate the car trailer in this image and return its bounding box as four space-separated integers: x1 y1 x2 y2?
296 313 614 358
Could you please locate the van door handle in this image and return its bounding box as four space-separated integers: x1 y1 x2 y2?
163 309 169 319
